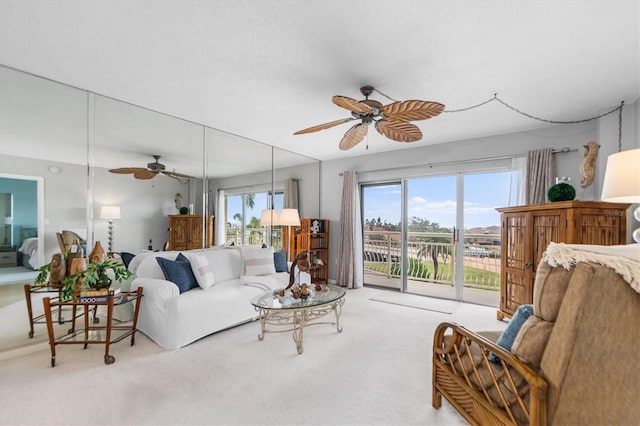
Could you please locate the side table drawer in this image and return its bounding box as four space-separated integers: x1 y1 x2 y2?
0 251 17 266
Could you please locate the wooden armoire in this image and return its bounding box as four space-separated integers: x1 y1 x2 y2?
495 201 629 320
167 215 214 251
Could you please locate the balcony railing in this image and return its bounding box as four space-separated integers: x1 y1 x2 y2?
364 231 501 290
225 226 283 249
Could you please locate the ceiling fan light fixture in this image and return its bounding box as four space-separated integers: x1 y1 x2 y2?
294 85 444 151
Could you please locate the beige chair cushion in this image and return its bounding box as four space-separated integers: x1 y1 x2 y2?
533 261 572 322
512 316 554 370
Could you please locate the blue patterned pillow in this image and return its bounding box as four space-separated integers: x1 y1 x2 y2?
156 253 198 294
489 304 534 363
273 249 288 273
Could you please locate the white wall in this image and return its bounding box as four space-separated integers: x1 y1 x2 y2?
320 99 639 281
0 154 184 263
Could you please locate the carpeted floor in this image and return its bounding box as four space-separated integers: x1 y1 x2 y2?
0 287 506 425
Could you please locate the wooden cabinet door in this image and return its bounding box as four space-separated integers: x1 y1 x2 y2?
531 209 566 274
171 217 189 250
187 217 204 250
501 212 532 318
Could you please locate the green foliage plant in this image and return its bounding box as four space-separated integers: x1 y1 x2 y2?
36 258 131 300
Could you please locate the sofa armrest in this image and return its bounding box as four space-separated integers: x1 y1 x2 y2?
131 277 179 313
433 322 547 426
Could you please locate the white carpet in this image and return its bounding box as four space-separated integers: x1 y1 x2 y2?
0 287 506 425
0 291 80 352
370 291 460 314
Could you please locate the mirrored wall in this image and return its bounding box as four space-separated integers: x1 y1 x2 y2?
0 64 320 352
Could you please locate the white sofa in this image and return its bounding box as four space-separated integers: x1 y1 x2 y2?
129 247 289 350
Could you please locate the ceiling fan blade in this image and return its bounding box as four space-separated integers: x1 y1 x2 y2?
162 171 194 179
339 123 368 151
380 100 445 121
332 96 372 114
109 167 147 175
375 120 423 142
294 117 356 135
133 169 156 180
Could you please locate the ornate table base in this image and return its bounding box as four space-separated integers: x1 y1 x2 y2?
256 297 345 354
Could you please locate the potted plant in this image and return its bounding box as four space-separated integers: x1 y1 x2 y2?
36 258 131 300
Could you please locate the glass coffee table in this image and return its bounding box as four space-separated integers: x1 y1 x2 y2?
250 284 345 354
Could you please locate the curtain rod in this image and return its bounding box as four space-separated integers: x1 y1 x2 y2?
219 178 300 192
339 147 576 176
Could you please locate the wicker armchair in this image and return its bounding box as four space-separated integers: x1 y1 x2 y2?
432 243 640 426
432 323 546 425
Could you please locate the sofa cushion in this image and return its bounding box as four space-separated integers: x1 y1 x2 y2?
489 304 533 363
156 253 199 293
274 249 288 273
511 315 554 370
188 253 216 290
132 252 179 278
243 246 276 276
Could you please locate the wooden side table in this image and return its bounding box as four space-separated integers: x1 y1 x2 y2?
24 283 82 338
42 287 143 367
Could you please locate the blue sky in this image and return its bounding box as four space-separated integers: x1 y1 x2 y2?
362 171 512 229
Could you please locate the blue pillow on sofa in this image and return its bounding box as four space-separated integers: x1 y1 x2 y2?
156 253 198 294
273 249 288 273
489 304 534 363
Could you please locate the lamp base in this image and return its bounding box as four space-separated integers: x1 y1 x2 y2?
633 206 640 244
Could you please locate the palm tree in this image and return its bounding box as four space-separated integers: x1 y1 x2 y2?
416 243 439 280
245 194 255 209
233 213 242 224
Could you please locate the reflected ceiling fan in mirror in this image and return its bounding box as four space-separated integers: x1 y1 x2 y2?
109 155 193 182
294 86 445 150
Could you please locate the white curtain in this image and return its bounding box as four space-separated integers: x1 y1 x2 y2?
215 189 226 246
509 156 526 206
283 178 299 209
336 171 363 289
526 148 554 204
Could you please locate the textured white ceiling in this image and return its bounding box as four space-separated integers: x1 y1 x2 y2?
0 0 638 162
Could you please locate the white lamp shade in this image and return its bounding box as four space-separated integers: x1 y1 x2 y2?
601 148 640 202
279 208 301 226
100 206 121 220
259 209 279 226
3 216 12 225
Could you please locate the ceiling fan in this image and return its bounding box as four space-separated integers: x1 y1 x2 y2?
294 86 445 150
109 155 193 181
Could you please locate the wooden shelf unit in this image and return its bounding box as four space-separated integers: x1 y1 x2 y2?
283 218 330 284
495 200 630 320
168 215 214 251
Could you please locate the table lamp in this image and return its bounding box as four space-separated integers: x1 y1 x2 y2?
601 148 640 243
100 206 121 255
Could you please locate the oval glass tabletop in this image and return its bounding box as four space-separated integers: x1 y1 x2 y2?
251 284 345 310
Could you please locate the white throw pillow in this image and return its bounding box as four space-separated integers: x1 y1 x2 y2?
189 254 216 290
243 246 276 276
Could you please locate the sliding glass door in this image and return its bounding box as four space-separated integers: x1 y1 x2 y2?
361 170 510 306
405 175 456 299
362 183 403 290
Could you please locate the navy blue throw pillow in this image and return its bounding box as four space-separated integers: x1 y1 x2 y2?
273 249 288 273
156 253 198 294
489 304 534 363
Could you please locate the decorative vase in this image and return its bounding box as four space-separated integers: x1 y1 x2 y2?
548 177 576 202
66 238 84 275
69 257 87 299
49 253 66 287
89 241 106 263
91 274 112 290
